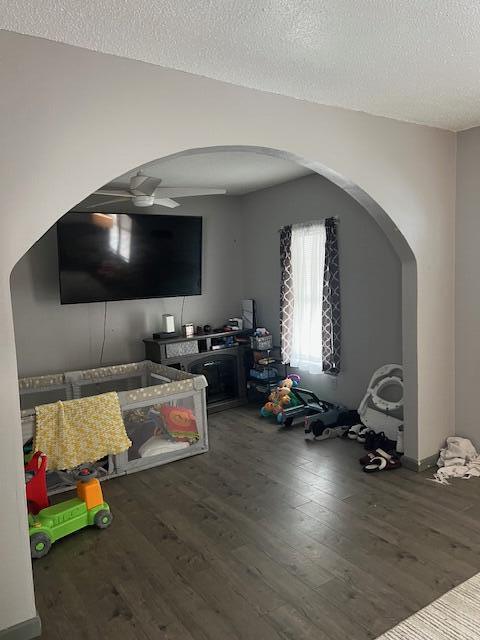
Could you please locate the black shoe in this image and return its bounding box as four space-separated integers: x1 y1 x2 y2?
364 430 396 453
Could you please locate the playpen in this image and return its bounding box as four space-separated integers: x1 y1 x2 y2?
19 360 208 492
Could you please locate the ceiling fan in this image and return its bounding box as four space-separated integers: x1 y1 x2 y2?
88 171 227 209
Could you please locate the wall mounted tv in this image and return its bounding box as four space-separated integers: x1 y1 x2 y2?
57 212 202 304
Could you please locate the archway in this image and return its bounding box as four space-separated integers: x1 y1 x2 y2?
7 149 417 617
10 144 417 460
7 144 416 638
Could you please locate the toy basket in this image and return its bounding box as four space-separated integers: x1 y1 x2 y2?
249 367 278 380
250 334 273 351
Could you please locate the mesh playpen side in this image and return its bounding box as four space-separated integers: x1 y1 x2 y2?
19 361 209 492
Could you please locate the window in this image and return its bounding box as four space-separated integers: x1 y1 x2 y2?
280 218 340 375
109 214 132 262
290 221 326 373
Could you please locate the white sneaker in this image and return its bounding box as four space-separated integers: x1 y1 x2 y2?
347 424 362 440
357 425 369 444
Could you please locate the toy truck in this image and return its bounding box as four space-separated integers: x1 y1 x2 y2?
281 386 346 431
28 466 112 559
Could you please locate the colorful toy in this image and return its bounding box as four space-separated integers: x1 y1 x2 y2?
25 451 49 515
160 405 199 442
261 377 347 433
28 463 112 559
260 375 302 423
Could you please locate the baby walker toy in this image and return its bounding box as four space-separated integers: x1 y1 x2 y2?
260 375 302 423
28 460 112 559
260 375 346 437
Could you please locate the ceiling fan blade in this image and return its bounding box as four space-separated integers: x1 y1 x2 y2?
86 197 131 208
153 187 227 198
131 175 162 196
94 189 133 198
153 198 180 208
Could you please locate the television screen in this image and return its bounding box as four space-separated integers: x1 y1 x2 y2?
57 212 202 304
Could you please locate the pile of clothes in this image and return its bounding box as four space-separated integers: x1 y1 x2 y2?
432 436 480 484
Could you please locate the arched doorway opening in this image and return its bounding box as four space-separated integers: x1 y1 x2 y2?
10 144 417 459
3 139 423 639
8 142 418 638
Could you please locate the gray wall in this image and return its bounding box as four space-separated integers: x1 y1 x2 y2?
456 127 480 447
10 195 244 376
241 174 402 409
11 175 402 408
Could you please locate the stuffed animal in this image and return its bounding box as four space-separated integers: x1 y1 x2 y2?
284 374 300 388
260 375 301 423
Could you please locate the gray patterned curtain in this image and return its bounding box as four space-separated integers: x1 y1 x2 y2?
280 218 341 373
322 218 341 374
280 226 293 364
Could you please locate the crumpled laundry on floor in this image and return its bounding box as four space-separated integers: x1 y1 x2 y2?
432 436 480 484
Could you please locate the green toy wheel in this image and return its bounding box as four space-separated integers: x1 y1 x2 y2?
94 509 113 529
30 532 51 559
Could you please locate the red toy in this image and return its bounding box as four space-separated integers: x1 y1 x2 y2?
25 451 49 515
160 405 199 442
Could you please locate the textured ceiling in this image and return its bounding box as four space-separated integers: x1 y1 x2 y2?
76 149 313 210
3 1 480 130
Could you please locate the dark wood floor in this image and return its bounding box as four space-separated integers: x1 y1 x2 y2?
34 405 480 640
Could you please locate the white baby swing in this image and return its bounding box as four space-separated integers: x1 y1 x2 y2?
357 364 403 442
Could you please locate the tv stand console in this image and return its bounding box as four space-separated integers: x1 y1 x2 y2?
143 329 251 413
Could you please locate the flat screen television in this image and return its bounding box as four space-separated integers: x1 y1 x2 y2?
57 212 202 304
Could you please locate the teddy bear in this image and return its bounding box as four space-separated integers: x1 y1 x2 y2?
260 375 301 422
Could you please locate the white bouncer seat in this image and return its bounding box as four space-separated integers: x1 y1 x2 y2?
358 364 403 441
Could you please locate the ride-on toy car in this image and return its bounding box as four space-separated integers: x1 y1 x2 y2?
281 387 347 433
28 464 112 559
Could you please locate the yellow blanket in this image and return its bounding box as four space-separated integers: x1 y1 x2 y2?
34 392 132 470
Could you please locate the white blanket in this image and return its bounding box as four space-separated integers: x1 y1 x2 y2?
433 436 480 484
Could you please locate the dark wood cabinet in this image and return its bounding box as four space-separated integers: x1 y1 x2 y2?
143 330 250 413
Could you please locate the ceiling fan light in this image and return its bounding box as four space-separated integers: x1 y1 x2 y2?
133 195 155 207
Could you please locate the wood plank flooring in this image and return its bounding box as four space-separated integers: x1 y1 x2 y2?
34 405 480 639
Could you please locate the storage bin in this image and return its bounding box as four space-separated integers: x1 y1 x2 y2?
165 340 199 358
249 367 278 380
250 334 273 351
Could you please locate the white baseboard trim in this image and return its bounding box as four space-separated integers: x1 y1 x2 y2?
0 615 41 640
